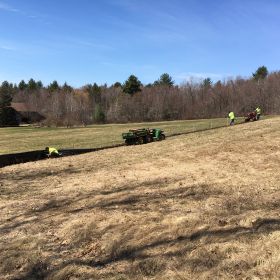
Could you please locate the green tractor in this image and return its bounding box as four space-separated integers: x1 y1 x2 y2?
122 128 165 145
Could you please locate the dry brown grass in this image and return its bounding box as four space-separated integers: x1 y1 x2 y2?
1 118 280 279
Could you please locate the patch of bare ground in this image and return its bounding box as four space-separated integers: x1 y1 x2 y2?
1 118 280 279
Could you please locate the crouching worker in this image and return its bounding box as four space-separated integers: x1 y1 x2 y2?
228 111 235 126
45 147 62 158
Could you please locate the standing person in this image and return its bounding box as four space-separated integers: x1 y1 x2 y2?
255 107 261 120
228 111 235 126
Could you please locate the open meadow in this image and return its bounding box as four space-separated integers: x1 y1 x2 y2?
0 117 280 279
0 118 244 155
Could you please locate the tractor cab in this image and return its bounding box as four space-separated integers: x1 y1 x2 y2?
151 128 165 141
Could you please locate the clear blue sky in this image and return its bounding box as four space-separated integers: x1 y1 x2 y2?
0 0 279 86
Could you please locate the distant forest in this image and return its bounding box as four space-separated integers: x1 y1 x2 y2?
0 66 279 126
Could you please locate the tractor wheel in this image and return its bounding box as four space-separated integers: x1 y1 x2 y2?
126 139 135 145
160 134 166 141
145 135 152 143
138 137 144 145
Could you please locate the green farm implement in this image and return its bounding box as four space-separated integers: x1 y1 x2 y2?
122 128 166 145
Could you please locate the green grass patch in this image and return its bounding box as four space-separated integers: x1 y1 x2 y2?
0 117 246 155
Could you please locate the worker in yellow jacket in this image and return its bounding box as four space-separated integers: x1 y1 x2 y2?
255 107 261 120
228 111 235 126
45 147 61 158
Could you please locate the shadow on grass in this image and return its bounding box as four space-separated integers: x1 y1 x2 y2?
1 167 81 182
78 218 280 267
88 183 222 213
0 177 181 232
0 168 84 198
3 177 280 279
1 177 278 235
18 261 48 280
20 217 280 280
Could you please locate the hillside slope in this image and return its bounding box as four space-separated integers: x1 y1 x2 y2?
1 118 280 279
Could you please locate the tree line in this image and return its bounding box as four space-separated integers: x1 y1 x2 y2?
1 66 279 127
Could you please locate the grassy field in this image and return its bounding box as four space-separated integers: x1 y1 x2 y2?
1 117 280 279
0 117 245 155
